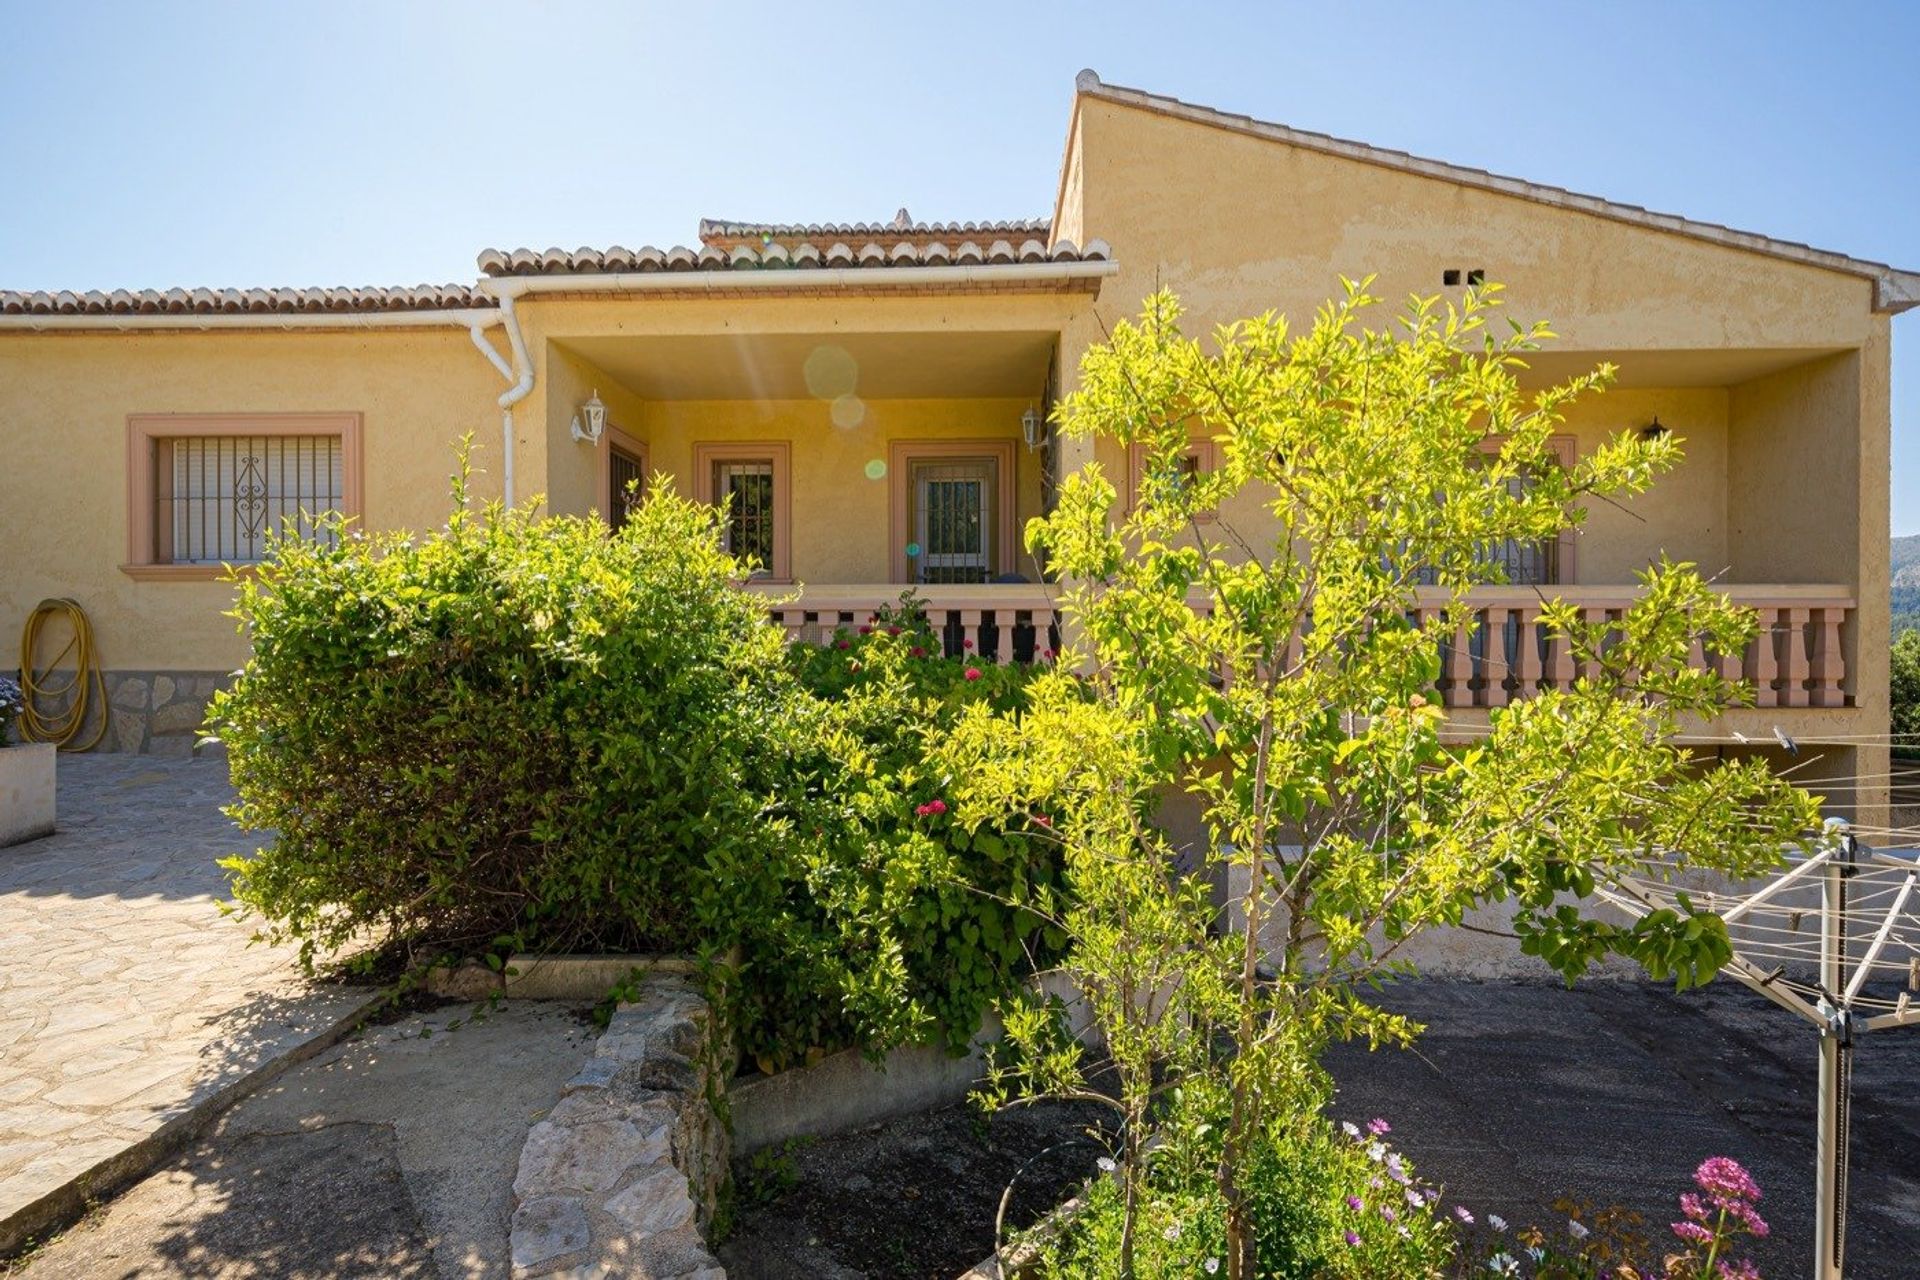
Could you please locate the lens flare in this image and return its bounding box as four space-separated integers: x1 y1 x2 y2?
803 345 858 401
831 394 866 429
864 459 888 481
905 542 922 559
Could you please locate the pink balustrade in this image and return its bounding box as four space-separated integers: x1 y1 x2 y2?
753 584 1063 667
753 584 1856 709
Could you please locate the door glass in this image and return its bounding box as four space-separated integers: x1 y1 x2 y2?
713 459 776 574
609 445 644 531
911 459 995 584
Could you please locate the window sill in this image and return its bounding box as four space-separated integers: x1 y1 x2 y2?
120 563 260 582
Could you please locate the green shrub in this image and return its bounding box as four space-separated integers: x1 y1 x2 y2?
1038 1107 1455 1280
214 462 801 969
214 467 1065 1068
768 592 1068 1065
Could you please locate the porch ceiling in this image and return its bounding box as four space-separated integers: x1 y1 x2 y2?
561 330 1057 401
1521 346 1846 388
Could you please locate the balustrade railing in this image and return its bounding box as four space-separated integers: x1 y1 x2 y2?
754 583 1856 709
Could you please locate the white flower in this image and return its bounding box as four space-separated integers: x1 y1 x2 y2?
1163 1223 1181 1241
1341 1121 1361 1138
1204 1261 1220 1275
1366 1141 1386 1163
1567 1218 1590 1240
1488 1214 1507 1233
1096 1156 1117 1174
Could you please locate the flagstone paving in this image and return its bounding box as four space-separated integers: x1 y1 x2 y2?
0 753 375 1254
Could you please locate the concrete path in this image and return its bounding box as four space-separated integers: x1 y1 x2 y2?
0 754 375 1254
10 1002 597 1279
1327 980 1920 1280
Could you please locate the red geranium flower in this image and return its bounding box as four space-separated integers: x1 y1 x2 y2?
964 667 982 681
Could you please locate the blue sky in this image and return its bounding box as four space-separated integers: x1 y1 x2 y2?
5 2 1917 531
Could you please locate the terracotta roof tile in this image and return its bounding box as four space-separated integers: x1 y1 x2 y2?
699 208 1050 250
473 238 1111 277
0 283 493 316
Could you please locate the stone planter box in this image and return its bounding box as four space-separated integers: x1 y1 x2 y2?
0 742 56 846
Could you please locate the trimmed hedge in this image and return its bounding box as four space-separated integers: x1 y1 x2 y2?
213 469 1062 1067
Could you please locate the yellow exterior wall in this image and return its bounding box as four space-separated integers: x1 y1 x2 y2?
0 329 502 673
637 395 1041 584
1068 96 1875 351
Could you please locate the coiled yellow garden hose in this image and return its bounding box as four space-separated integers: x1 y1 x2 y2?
19 598 109 751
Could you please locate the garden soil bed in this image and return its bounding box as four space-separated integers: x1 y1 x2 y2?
716 1097 1112 1280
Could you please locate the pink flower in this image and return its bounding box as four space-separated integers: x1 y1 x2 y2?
1346 1195 1363 1212
962 639 974 650
964 667 982 681
1033 813 1053 828
1343 1230 1360 1247
915 799 948 818
1453 1206 1474 1225
858 625 872 635
1695 1157 1762 1204
887 626 901 636
1367 1118 1391 1136
1041 647 1056 660
836 640 850 650
1672 1220 1714 1245
910 646 926 658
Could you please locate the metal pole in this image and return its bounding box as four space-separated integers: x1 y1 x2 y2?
1813 846 1849 1280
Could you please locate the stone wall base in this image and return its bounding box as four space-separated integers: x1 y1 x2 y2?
509 973 729 1279
12 670 230 756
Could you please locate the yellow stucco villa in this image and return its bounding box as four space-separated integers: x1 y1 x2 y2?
2 71 1910 827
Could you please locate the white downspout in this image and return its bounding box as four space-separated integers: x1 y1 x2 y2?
468 292 534 506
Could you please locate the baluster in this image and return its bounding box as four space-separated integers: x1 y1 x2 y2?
959 608 983 661
1514 606 1542 699
994 611 1015 665
1749 608 1782 708
1779 607 1811 708
1712 636 1743 683
1545 609 1574 692
1578 606 1610 684
1415 607 1443 701
1808 607 1847 708
1480 607 1511 707
1443 612 1474 708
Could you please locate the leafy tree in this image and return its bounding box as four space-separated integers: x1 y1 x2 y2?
1891 628 1920 742
945 284 1822 1278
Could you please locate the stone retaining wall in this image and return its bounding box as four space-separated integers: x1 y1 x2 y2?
13 670 229 756
509 972 728 1279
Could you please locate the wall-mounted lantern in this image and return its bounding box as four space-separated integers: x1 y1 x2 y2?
571 390 607 444
1640 416 1670 441
1022 404 1045 452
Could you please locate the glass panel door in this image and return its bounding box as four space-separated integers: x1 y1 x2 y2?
713 458 776 574
608 444 644 531
911 458 995 584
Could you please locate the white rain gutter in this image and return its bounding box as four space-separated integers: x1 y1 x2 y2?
463 293 533 507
